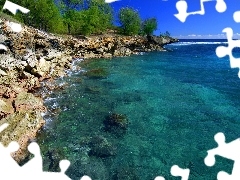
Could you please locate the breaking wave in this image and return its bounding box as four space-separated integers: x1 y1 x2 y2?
169 41 228 46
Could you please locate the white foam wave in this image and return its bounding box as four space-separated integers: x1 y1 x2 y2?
168 41 228 46
44 97 57 102
66 58 85 76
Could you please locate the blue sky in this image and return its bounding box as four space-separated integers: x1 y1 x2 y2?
110 0 240 39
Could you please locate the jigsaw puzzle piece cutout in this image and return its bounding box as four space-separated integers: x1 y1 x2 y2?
204 132 240 179
215 0 227 13
80 175 92 180
171 165 190 180
21 142 43 173
40 161 91 180
175 0 227 22
216 45 228 58
175 1 188 22
215 27 240 78
154 176 165 180
40 170 72 180
233 11 240 23
154 165 189 180
3 0 30 15
216 161 240 180
59 159 70 173
0 141 21 177
22 156 72 180
217 169 240 180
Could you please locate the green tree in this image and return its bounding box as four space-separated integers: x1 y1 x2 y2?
141 18 157 35
28 0 65 33
160 31 171 37
118 7 141 35
61 0 84 33
63 0 113 35
63 9 80 34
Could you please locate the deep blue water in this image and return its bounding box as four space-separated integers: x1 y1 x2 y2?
37 39 240 180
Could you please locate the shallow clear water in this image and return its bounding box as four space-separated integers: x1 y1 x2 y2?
37 40 240 180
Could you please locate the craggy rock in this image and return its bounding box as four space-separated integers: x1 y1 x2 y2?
147 35 178 46
0 98 14 119
14 91 46 112
0 110 45 162
103 113 129 136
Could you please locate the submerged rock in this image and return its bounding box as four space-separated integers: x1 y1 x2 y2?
112 166 140 180
66 158 109 180
46 149 66 172
78 135 116 158
83 68 108 79
103 113 129 136
88 135 116 158
84 86 101 94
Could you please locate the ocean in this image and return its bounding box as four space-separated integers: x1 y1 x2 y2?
37 39 240 180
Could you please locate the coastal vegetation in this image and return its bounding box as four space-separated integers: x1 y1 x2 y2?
141 18 158 36
0 0 161 36
118 7 141 35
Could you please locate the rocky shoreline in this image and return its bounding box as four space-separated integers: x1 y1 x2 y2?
0 18 178 162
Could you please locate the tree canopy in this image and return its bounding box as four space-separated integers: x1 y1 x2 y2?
141 18 157 36
118 7 141 36
62 0 113 35
0 0 161 36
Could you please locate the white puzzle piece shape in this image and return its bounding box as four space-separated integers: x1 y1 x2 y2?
3 0 30 15
215 27 240 78
154 165 190 180
204 132 240 180
171 165 190 180
175 0 227 22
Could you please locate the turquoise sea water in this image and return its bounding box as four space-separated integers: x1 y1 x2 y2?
37 39 240 179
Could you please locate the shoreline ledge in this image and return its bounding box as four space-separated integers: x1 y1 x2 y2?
0 18 178 163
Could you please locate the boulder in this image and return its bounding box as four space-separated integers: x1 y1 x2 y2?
14 91 45 112
147 35 178 46
0 110 45 162
88 136 116 157
0 98 14 119
31 58 50 77
103 113 129 136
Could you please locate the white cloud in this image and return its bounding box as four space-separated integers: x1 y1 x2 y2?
188 34 197 37
105 0 119 3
